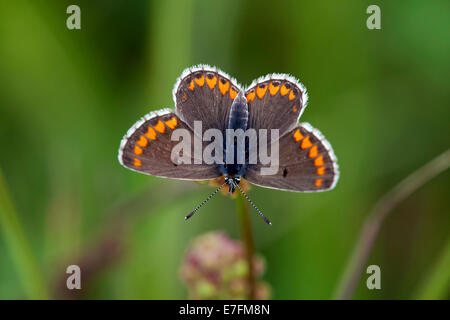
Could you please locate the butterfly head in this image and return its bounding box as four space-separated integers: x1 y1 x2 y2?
224 175 241 194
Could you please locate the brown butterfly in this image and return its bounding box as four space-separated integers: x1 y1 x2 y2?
118 65 339 224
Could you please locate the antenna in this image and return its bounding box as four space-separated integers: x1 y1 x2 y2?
236 184 272 226
185 182 227 221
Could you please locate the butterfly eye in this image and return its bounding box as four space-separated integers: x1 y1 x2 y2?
206 73 214 79
194 72 203 79
271 81 280 86
283 83 291 90
185 76 192 83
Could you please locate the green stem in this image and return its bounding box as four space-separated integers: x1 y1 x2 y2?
334 149 450 299
0 168 49 299
235 193 256 299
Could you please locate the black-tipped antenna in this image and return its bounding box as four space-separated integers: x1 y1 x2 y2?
236 184 272 225
185 182 227 221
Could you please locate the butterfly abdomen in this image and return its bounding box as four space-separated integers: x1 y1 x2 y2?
227 91 248 131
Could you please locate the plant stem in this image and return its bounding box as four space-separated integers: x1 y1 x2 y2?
235 192 256 299
334 149 450 299
0 168 49 299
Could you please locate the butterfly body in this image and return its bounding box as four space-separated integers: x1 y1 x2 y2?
118 65 339 222
223 91 249 189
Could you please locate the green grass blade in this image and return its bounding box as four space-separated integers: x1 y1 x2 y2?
415 237 450 299
0 168 49 299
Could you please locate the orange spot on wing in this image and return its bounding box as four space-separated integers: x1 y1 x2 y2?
137 135 148 148
314 155 324 167
293 129 304 142
229 88 237 99
292 105 297 113
154 120 165 134
145 126 156 140
315 179 323 187
194 75 205 87
317 166 326 176
165 117 178 129
206 76 217 89
133 158 142 167
219 79 230 95
134 145 143 155
301 136 312 149
269 82 280 95
309 145 318 158
289 90 296 101
256 84 268 99
280 84 290 96
246 91 256 102
188 80 195 91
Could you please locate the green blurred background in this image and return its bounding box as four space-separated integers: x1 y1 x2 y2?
0 0 449 299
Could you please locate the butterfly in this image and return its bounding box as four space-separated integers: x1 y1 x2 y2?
118 65 339 225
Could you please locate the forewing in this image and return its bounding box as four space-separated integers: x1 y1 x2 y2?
118 109 221 180
244 123 339 192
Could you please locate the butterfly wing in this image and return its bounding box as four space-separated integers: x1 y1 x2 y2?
173 65 242 134
245 74 308 139
244 123 339 192
118 109 220 180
